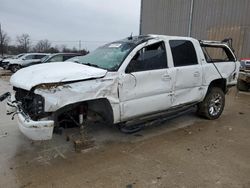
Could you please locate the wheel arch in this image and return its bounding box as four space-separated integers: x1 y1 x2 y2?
8 63 22 72
207 78 227 94
54 98 114 126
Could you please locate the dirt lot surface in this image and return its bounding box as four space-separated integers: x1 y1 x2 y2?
0 69 250 188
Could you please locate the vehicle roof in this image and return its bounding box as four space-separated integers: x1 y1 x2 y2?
114 34 197 45
23 53 49 56
50 53 81 55
148 34 197 41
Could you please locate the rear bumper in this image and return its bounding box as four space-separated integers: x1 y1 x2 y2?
6 95 54 140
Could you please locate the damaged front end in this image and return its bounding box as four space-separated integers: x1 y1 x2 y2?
1 88 54 140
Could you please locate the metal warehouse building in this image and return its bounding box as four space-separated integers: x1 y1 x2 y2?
140 0 250 58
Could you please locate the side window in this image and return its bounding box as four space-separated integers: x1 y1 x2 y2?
169 40 198 67
24 55 34 60
63 55 74 61
35 55 46 59
201 46 235 63
48 55 63 62
126 41 167 73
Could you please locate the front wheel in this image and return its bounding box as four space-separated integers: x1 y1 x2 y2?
197 87 225 120
10 64 21 73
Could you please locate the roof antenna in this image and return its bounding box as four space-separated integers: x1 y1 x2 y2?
128 32 133 40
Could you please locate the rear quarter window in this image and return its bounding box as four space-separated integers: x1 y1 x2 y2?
63 55 76 61
35 55 46 59
169 40 198 67
201 45 236 63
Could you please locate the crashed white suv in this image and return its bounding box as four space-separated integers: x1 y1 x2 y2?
1 35 240 140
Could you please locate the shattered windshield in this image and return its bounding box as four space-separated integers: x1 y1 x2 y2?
67 42 136 71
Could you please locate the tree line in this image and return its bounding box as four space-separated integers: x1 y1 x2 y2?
0 27 88 56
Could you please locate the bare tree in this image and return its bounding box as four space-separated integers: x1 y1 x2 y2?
16 33 31 52
33 39 51 52
0 24 11 56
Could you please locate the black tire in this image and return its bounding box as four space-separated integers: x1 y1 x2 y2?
197 87 225 120
118 123 144 134
10 64 21 73
237 79 249 91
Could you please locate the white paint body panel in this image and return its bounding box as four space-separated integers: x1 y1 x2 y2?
172 65 204 106
35 73 121 123
119 68 174 121
10 62 108 90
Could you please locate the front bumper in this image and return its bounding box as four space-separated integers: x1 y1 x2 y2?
0 61 9 69
6 95 54 140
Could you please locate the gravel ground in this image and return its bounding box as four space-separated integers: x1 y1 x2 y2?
0 69 250 188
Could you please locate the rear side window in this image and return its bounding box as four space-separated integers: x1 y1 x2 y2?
48 55 63 62
169 40 198 67
126 41 168 72
201 46 235 63
35 55 46 59
63 55 76 61
24 55 34 60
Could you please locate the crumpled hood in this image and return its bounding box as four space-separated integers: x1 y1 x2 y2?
10 62 107 90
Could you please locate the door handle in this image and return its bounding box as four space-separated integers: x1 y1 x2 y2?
162 74 171 81
193 71 200 77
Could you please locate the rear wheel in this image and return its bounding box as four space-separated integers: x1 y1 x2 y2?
237 79 249 91
197 87 225 120
10 64 21 73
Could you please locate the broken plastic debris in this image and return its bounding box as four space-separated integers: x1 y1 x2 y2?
0 131 8 138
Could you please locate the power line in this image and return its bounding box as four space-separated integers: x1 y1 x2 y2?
29 39 111 43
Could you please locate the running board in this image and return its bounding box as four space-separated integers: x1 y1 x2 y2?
124 102 198 127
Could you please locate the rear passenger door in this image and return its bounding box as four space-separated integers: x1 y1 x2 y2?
169 40 203 106
48 55 63 62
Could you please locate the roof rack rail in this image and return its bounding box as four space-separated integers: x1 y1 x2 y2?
199 38 235 52
221 38 234 52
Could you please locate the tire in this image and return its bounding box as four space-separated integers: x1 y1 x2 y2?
118 123 144 134
197 87 225 120
10 64 21 73
237 79 249 91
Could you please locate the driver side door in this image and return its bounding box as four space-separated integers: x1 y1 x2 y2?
118 41 174 121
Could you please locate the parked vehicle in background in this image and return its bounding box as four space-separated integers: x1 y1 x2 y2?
0 35 240 140
0 54 25 68
6 53 49 73
237 58 250 91
41 53 81 64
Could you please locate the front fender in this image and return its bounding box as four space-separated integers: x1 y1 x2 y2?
34 77 121 123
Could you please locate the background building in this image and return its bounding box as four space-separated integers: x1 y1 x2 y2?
140 0 250 58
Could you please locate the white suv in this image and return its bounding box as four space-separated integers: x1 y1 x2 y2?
6 53 49 72
1 35 240 140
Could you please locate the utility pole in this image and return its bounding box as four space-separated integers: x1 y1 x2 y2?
79 40 81 51
0 23 3 56
188 0 194 37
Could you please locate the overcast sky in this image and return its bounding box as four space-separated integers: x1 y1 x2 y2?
0 0 141 51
